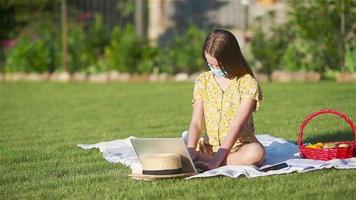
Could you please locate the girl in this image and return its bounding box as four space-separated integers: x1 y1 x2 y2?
187 29 265 171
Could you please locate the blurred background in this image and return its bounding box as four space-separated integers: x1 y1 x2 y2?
0 0 355 82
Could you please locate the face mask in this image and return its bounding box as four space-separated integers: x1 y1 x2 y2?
208 63 226 77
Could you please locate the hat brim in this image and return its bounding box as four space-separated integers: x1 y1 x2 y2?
129 172 196 181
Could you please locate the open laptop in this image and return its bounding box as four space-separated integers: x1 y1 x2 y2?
130 138 198 175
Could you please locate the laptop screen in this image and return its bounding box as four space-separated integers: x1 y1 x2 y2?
130 138 197 174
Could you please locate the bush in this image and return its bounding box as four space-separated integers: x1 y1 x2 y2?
3 12 209 75
137 46 159 74
2 8 60 73
4 35 59 73
3 13 110 74
156 24 206 74
250 14 294 74
67 23 87 73
345 34 356 73
67 14 110 73
104 25 145 73
251 0 356 73
280 38 323 72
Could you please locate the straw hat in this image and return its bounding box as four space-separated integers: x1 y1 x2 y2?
130 153 195 180
141 153 183 175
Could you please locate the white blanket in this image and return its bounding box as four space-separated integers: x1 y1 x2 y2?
77 134 356 179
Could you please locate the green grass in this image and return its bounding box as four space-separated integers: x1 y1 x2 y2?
1 81 356 199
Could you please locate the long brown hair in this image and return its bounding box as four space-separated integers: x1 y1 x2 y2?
202 29 254 78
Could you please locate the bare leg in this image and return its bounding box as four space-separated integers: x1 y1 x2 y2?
225 142 265 167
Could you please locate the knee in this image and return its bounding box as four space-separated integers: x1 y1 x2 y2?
240 143 265 166
226 143 265 166
248 143 265 166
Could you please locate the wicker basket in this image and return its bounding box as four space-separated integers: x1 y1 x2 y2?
298 109 356 161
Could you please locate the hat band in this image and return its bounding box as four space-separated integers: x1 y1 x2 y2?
142 168 183 175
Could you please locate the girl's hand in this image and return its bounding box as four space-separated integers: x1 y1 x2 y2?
194 160 220 171
194 148 230 171
187 147 198 161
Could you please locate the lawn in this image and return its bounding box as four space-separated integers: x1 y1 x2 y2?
1 81 356 199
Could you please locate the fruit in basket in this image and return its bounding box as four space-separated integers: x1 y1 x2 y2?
306 142 325 149
314 142 324 148
305 144 316 148
338 143 350 148
305 145 315 148
323 143 337 148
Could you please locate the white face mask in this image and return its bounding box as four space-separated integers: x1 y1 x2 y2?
208 63 226 77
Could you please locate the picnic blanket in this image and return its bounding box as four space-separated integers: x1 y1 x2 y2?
77 133 356 179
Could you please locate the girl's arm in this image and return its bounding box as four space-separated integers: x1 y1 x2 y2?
187 99 204 160
220 98 256 150
195 98 256 170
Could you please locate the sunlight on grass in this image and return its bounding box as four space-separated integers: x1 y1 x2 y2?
1 82 356 199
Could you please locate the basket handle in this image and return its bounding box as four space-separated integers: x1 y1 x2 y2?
298 109 356 147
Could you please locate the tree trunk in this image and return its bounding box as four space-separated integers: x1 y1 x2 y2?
339 0 345 71
61 0 68 72
135 0 144 37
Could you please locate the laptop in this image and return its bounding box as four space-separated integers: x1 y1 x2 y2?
130 138 198 175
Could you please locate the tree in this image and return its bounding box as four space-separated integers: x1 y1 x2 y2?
250 0 356 73
288 0 355 72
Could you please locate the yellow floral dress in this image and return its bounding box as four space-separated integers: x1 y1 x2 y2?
192 71 263 154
